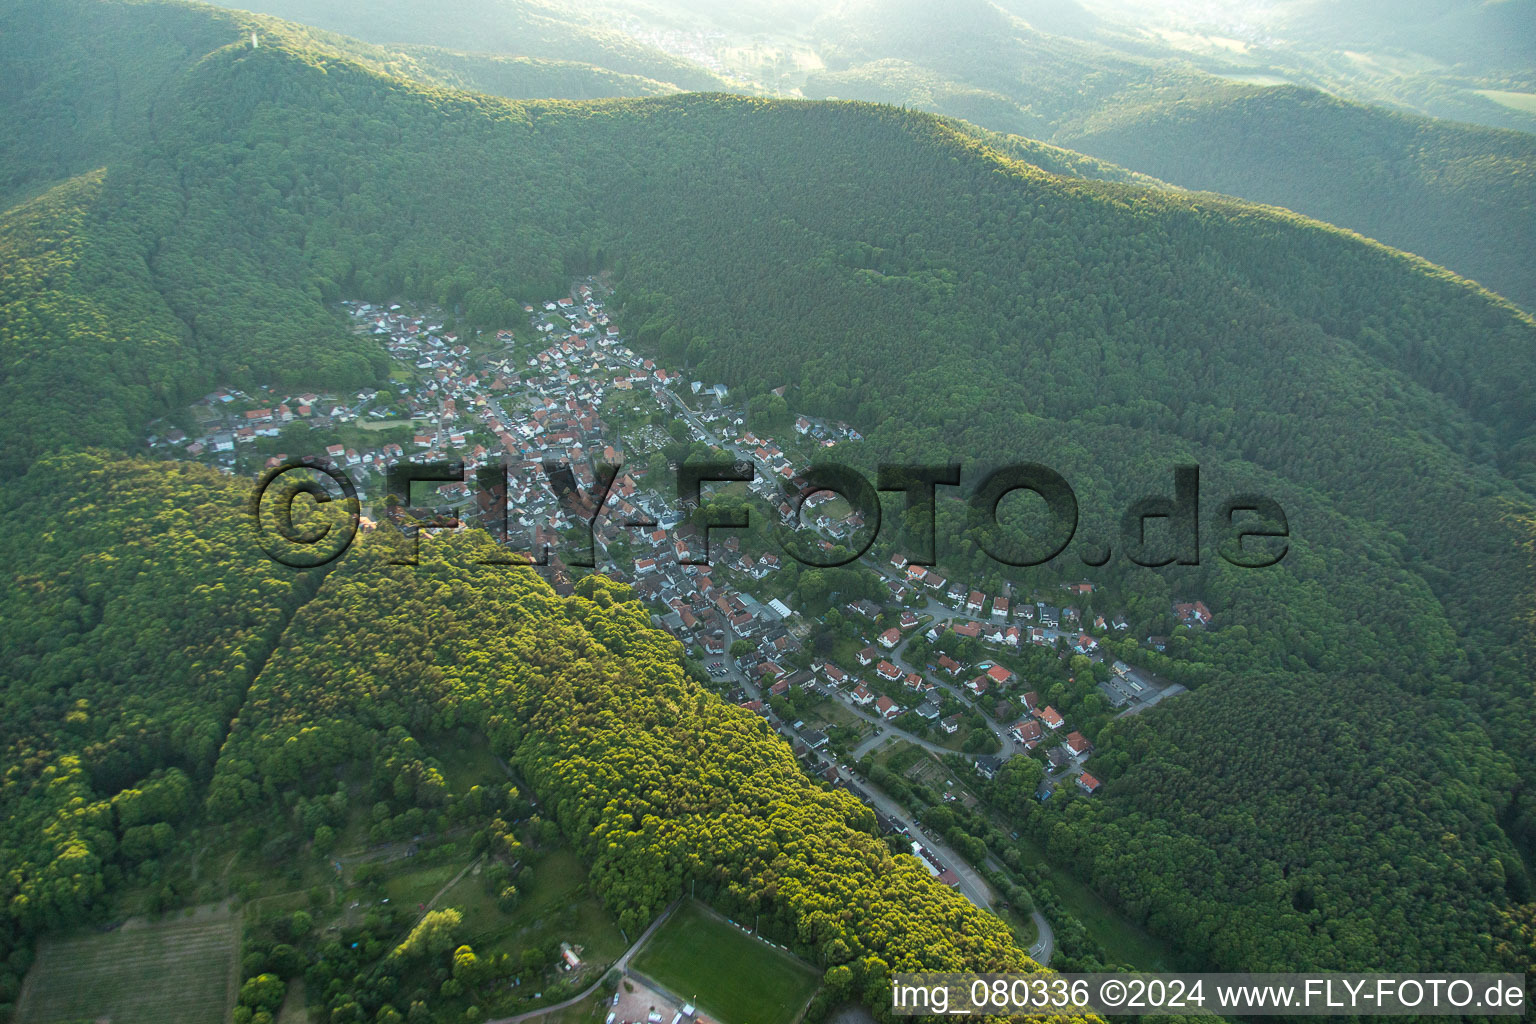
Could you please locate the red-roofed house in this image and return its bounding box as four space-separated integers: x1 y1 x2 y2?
875 695 900 720
1010 720 1043 748
1038 706 1065 730
1174 600 1213 627
1077 772 1102 794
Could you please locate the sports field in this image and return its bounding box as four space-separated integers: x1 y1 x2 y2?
14 904 240 1024
630 902 820 1024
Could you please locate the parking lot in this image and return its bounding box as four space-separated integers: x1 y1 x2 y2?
609 976 710 1024
1101 664 1152 705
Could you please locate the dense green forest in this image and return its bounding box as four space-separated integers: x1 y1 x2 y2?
0 0 678 206
380 46 678 102
0 454 317 1004
1 0 1534 1014
1056 85 1536 312
217 532 1043 991
797 0 1536 311
0 455 1058 1019
199 0 1536 309
1257 0 1536 83
0 159 388 478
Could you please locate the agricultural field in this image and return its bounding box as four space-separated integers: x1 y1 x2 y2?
14 904 240 1024
630 902 820 1024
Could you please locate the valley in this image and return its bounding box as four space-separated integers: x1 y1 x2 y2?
0 2 1533 1022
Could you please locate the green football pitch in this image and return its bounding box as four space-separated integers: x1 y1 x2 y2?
630 902 821 1024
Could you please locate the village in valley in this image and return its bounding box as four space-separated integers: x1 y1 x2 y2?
145 278 1209 948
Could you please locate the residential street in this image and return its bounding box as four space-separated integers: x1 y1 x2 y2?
669 390 1062 963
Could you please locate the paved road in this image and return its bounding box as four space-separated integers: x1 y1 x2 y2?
835 763 997 911
889 628 1017 752
1029 910 1055 965
485 900 680 1024
768 694 1060 965
851 729 889 759
981 853 1054 966
833 696 973 761
859 576 1020 754
1117 681 1186 718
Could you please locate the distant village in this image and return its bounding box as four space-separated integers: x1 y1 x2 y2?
146 279 1215 891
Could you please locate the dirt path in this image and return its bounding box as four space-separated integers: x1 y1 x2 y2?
409 854 485 925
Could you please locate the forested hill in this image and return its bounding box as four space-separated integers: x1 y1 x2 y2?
149 0 1536 310
204 0 730 91
0 454 1057 1020
0 0 679 206
380 46 679 102
1056 85 1536 313
1 0 1535 1003
0 0 248 201
795 0 1536 312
